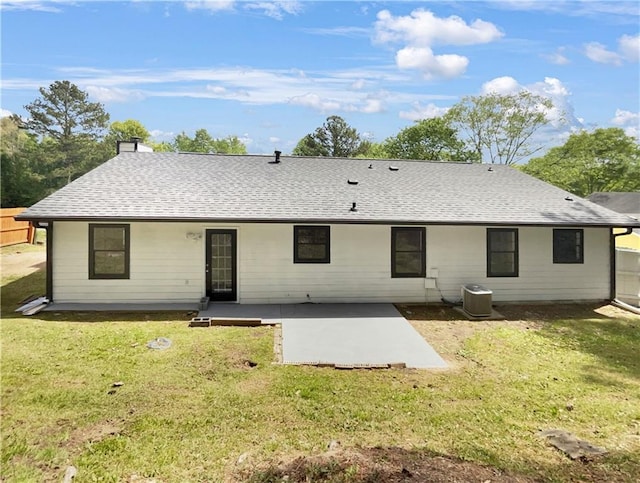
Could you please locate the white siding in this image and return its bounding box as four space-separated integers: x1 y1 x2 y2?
53 222 205 303
52 222 611 304
239 224 424 303
428 226 610 303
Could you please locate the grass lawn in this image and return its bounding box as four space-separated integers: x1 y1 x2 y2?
1 245 639 482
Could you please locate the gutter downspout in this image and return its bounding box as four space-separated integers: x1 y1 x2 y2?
45 221 53 302
613 298 640 315
610 228 633 301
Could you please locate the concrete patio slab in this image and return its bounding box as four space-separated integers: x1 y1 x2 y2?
202 303 447 369
281 310 446 369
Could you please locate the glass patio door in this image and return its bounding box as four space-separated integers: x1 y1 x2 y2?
205 229 237 302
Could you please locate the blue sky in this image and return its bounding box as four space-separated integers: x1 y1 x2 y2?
1 0 639 157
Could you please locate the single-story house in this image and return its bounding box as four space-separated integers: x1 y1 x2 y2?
587 192 640 251
17 142 640 307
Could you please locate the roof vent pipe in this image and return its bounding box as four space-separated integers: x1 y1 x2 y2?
350 202 358 212
274 150 281 163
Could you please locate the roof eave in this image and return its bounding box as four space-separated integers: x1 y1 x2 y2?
15 214 640 229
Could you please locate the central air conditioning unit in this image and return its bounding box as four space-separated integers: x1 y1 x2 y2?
461 284 493 317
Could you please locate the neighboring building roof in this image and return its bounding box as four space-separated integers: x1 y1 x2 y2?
18 153 640 227
586 192 640 220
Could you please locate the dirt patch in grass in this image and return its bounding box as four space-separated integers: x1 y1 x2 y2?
224 345 262 370
235 445 637 483
397 302 637 323
410 318 537 367
233 446 537 482
1 249 45 279
398 302 640 366
64 419 124 451
496 303 637 322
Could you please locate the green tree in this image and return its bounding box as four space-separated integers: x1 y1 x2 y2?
213 135 247 154
293 115 370 157
1 115 29 156
521 128 640 197
356 142 389 159
292 134 326 156
174 129 212 152
446 91 554 164
107 119 150 142
173 129 247 154
383 117 479 162
148 141 174 152
103 119 151 156
0 116 45 207
24 80 110 185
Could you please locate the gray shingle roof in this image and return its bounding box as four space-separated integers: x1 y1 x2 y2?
586 192 640 219
17 152 640 227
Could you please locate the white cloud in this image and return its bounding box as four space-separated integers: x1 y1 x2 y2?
374 9 503 47
84 86 146 103
481 76 520 95
238 133 253 146
269 136 280 143
288 92 385 114
361 98 384 114
609 110 640 138
530 77 569 98
0 0 68 12
184 1 235 13
611 109 640 138
584 42 623 65
206 85 227 94
611 109 640 126
399 102 449 121
1 65 453 117
373 8 502 79
184 0 302 19
149 129 175 142
584 34 639 66
528 77 572 127
289 93 342 112
619 34 640 62
244 1 302 20
300 26 369 37
624 126 639 138
492 1 640 20
205 83 251 99
544 48 570 65
396 47 468 79
0 108 13 118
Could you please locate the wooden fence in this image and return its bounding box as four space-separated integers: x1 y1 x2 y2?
616 248 640 308
0 208 35 247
